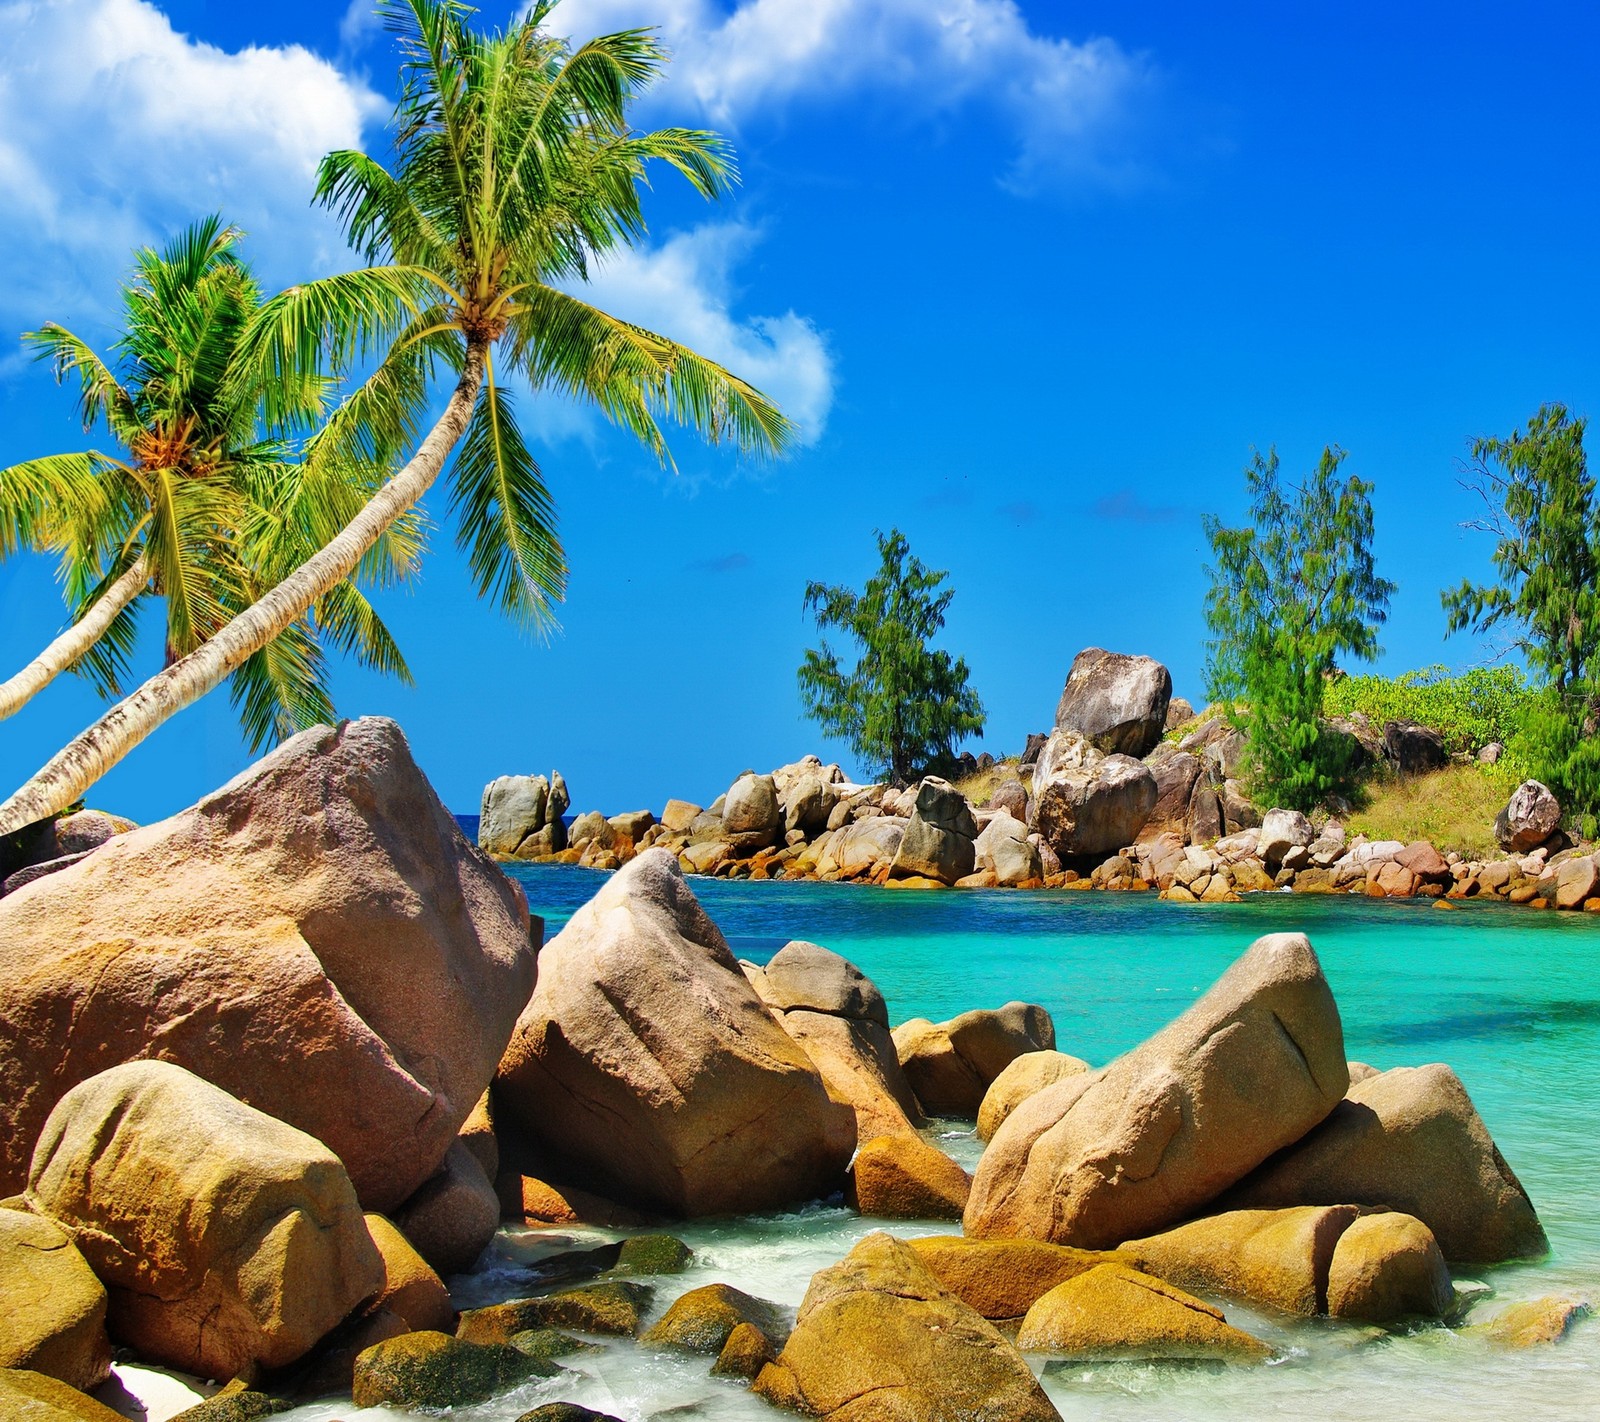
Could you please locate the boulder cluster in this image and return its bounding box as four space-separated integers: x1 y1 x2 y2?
0 712 1576 1420
478 647 1598 912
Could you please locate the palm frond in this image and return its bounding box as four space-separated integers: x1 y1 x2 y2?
22 327 138 438
315 579 415 682
227 616 337 753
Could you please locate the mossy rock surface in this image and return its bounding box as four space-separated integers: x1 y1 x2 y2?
460 1282 654 1342
642 1283 786 1354
613 1233 694 1275
710 1320 777 1379
170 1384 292 1421
0 1368 126 1421
351 1329 559 1409
507 1328 602 1362
514 1405 627 1422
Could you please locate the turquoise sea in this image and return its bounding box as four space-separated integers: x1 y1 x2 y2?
288 870 1600 1422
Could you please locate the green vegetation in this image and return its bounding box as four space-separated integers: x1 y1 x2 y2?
0 218 416 746
0 0 789 837
798 528 985 786
1345 763 1518 859
1323 665 1530 757
1204 446 1396 812
1444 403 1600 830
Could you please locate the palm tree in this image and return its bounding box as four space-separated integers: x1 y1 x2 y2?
0 218 419 749
0 0 790 835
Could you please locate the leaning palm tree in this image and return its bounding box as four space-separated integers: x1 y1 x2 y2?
0 218 419 749
0 0 790 834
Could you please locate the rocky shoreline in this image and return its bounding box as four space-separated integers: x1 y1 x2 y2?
0 714 1587 1421
480 647 1600 916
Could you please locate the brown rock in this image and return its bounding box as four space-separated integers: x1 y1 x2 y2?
906 1236 1112 1322
976 1051 1092 1142
1016 1262 1271 1361
458 1283 653 1341
392 1139 500 1277
0 1369 127 1421
1555 855 1599 909
1396 840 1450 882
1119 1206 1359 1317
458 1091 499 1182
894 1003 1055 1117
966 934 1347 1248
1053 648 1173 758
496 851 854 1216
26 1060 383 1379
1145 753 1203 839
351 1330 551 1410
0 1207 110 1390
364 1214 456 1334
1474 1295 1591 1347
752 1231 1060 1422
641 1283 784 1353
498 1175 648 1229
1221 1063 1547 1263
1325 1212 1452 1322
711 1319 778 1378
0 718 536 1209
1030 731 1158 860
848 1135 971 1220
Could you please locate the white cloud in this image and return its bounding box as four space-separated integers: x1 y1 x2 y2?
0 0 382 333
549 0 1155 189
538 222 834 454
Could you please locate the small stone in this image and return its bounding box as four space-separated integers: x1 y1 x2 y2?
613 1233 693 1275
1474 1295 1591 1348
711 1319 778 1379
643 1283 785 1354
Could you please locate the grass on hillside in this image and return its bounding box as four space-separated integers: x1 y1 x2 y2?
1344 763 1518 859
954 758 1030 806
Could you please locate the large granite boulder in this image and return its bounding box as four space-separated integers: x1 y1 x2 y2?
363 1213 455 1335
752 1232 1061 1422
822 816 904 878
496 851 855 1215
1016 1262 1271 1362
974 810 1042 886
782 773 840 837
1384 720 1449 775
0 1207 110 1390
966 934 1347 1247
479 772 567 858
1496 780 1562 853
1054 648 1173 758
905 1236 1112 1323
1029 730 1157 860
745 941 923 1144
1258 808 1314 866
1118 1205 1450 1322
0 718 537 1210
977 1050 1092 1141
0 1369 127 1421
1143 752 1202 840
723 773 782 845
891 777 978 884
848 1134 971 1220
987 778 1029 822
1220 1063 1546 1263
391 1139 500 1277
893 1003 1056 1117
27 1060 383 1379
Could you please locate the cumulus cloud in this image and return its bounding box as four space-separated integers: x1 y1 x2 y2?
0 0 382 331
550 0 1156 188
558 222 834 449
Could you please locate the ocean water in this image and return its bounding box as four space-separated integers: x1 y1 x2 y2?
284 871 1600 1422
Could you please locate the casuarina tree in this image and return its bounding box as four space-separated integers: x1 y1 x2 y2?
1204 446 1396 810
798 528 985 786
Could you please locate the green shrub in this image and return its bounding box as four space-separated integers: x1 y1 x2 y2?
1322 664 1532 756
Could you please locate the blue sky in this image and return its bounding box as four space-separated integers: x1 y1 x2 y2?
2 0 1597 821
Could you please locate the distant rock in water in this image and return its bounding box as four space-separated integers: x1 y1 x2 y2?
480 770 569 858
0 717 537 1210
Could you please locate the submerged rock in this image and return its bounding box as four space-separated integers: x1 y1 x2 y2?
351 1330 554 1410
641 1283 785 1354
1220 1063 1547 1264
496 851 854 1216
27 1060 383 1380
753 1232 1061 1422
1016 1262 1272 1362
965 933 1347 1247
0 718 537 1211
1470 1295 1591 1348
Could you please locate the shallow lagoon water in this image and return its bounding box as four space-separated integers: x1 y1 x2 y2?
283 871 1600 1422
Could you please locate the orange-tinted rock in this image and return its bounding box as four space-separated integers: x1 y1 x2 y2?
364 1214 456 1334
848 1135 971 1220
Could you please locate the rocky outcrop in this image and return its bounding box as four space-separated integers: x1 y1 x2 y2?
974 810 1042 886
1030 730 1157 859
1221 1063 1547 1263
1496 780 1562 852
723 773 782 847
1016 1262 1271 1361
893 1003 1056 1117
745 941 923 1144
848 1134 971 1220
976 1050 1092 1141
1384 720 1449 775
966 934 1347 1247
495 851 854 1215
752 1232 1061 1422
0 1207 110 1390
27 1060 383 1379
0 718 537 1210
891 777 978 884
1054 648 1173 758
479 771 568 857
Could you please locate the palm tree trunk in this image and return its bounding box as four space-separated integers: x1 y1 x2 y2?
0 555 149 721
0 346 487 837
